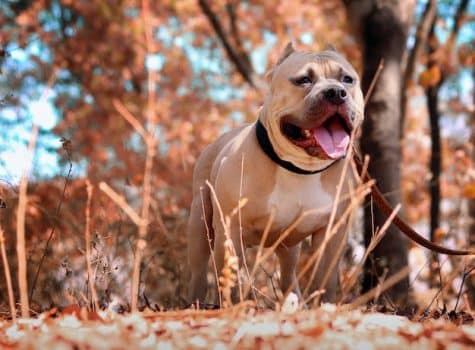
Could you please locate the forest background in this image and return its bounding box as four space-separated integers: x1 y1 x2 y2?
0 0 474 315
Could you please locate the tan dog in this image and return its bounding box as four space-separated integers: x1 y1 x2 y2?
187 43 364 304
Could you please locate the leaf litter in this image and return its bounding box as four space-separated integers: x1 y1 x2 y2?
1 302 474 349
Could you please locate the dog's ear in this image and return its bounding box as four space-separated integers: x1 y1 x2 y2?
265 41 295 82
276 41 296 65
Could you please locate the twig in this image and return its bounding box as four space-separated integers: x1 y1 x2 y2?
237 154 256 303
304 128 358 297
17 73 57 317
416 258 465 320
340 204 401 299
200 187 222 307
243 207 275 298
0 226 16 322
129 0 159 312
347 266 410 309
206 180 241 306
260 265 279 302
251 284 276 308
288 182 373 299
454 264 475 313
225 2 252 73
113 99 148 141
302 187 368 299
198 0 257 88
98 182 144 227
400 0 437 129
437 261 447 309
364 59 384 106
114 98 170 240
29 146 72 301
85 181 99 311
446 0 470 52
29 74 66 302
16 122 37 318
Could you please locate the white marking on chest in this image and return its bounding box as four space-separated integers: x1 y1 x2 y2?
267 169 334 233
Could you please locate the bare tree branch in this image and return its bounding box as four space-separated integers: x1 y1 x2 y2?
225 2 252 73
198 0 257 88
400 0 437 133
447 0 470 50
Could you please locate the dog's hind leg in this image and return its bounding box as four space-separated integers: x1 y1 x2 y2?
187 185 214 304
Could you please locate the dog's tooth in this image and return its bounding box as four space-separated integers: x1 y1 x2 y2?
302 129 311 138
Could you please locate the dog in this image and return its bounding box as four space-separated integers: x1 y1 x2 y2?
187 43 364 304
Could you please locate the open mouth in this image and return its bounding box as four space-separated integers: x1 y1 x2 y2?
281 113 351 159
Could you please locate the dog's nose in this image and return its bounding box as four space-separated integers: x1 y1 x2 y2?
323 87 347 105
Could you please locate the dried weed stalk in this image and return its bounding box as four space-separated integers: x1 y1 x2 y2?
16 73 57 317
288 181 373 302
219 238 239 307
237 154 257 304
206 180 246 307
84 181 99 310
199 187 222 306
16 123 37 319
30 136 73 302
347 266 410 310
340 204 402 300
302 129 358 298
243 207 275 299
0 226 16 321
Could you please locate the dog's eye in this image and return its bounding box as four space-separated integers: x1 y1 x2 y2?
341 75 354 84
292 76 313 86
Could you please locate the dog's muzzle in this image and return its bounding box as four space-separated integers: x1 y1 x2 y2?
280 88 353 160
323 86 348 106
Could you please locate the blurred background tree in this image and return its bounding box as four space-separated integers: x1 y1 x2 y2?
0 0 473 311
343 0 414 303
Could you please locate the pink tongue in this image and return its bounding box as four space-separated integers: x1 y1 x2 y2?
313 120 349 159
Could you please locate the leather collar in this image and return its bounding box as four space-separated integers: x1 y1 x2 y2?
255 119 341 175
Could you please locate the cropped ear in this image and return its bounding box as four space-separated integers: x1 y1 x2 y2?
264 68 274 82
324 44 337 52
265 41 296 82
276 41 296 65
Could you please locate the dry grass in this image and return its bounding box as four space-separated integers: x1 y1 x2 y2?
0 48 472 326
15 123 36 318
0 226 16 322
84 180 98 311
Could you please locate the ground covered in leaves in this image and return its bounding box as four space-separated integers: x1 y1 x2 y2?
1 304 474 349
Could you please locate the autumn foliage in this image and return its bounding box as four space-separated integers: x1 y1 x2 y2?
0 0 473 326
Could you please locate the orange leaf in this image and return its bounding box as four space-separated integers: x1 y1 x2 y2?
418 66 441 88
462 183 475 199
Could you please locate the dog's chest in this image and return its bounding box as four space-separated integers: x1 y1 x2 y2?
265 169 334 234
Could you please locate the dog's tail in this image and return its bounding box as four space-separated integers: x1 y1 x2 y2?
353 154 474 256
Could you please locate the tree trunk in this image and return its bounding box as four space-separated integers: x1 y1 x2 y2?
344 0 412 302
427 86 441 242
426 80 443 288
424 15 443 287
468 69 475 305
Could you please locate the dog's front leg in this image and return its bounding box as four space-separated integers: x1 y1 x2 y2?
276 244 302 298
310 226 347 303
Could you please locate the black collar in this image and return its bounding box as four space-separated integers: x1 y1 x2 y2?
255 119 341 175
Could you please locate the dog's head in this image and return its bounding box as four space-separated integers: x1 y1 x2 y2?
260 43 364 172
